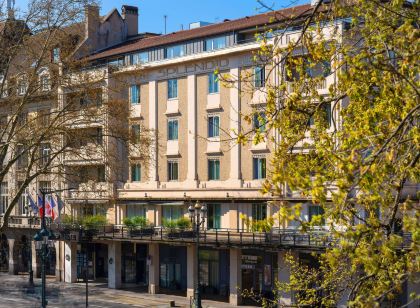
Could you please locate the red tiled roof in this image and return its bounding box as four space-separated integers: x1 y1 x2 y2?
87 3 313 61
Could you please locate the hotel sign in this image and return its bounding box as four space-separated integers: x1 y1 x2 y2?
157 59 229 78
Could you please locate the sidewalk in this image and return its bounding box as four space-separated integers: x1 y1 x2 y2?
0 273 256 307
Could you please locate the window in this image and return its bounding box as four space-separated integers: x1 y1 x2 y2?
93 127 103 145
39 181 51 192
254 66 265 88
80 91 102 107
166 44 185 59
167 79 178 99
17 181 28 216
129 85 140 104
308 204 325 225
131 124 141 143
207 204 221 229
0 75 7 98
252 203 267 221
167 119 179 140
16 144 28 169
0 182 8 214
131 163 141 182
253 112 267 132
208 159 220 181
253 156 266 179
208 115 220 138
40 74 50 91
38 110 50 126
130 52 148 65
205 36 226 51
162 205 182 221
168 161 179 181
97 166 106 182
17 79 27 96
309 103 332 127
208 73 219 94
108 57 125 67
127 204 146 218
40 143 51 166
52 48 60 63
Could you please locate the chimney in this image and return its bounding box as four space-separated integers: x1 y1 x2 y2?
122 5 138 37
85 5 100 39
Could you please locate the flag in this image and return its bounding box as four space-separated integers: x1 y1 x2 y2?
27 190 39 215
37 192 53 218
45 195 54 219
50 194 59 221
37 193 44 217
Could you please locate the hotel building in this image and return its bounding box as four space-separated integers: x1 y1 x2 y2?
1 2 418 307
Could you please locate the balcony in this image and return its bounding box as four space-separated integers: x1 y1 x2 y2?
67 182 114 200
7 215 41 228
64 143 105 165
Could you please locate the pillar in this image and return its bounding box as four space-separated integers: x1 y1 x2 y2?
31 240 40 278
64 241 77 283
108 241 121 289
148 80 159 184
148 243 159 294
277 251 293 306
229 67 242 185
187 245 197 299
55 241 61 281
229 248 242 305
186 73 198 187
8 239 17 275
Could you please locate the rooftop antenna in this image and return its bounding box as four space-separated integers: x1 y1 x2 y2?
164 15 167 34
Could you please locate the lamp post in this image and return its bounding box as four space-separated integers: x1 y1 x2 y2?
188 201 207 308
34 188 56 308
77 226 89 307
27 206 34 286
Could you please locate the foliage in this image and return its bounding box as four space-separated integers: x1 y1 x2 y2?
162 217 192 230
123 216 150 228
227 0 420 306
81 214 107 229
240 213 274 232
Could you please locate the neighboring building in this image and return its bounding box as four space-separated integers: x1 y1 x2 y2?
0 2 418 307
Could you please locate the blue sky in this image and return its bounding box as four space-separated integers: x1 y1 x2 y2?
14 0 308 34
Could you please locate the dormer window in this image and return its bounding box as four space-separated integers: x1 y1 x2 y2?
165 44 185 59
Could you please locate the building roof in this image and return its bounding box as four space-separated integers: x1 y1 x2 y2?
87 3 313 61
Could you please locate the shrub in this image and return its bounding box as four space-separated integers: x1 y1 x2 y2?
123 216 150 228
176 217 192 229
82 214 107 229
162 218 177 229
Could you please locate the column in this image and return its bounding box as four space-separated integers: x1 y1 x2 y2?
31 240 40 278
186 74 198 187
277 251 293 306
229 68 242 185
148 80 159 185
186 245 197 299
64 241 77 283
229 248 242 305
55 241 61 281
108 241 122 289
8 238 16 275
148 243 159 294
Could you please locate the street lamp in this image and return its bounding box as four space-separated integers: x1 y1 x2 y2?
77 226 89 307
188 201 207 308
34 189 57 308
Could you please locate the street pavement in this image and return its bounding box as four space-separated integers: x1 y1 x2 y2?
0 273 252 308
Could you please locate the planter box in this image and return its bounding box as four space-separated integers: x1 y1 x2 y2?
129 228 155 237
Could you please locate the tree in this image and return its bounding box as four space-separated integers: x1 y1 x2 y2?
223 0 419 306
0 0 152 231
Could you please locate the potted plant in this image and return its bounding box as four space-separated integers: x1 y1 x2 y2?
176 217 194 238
82 214 108 236
124 216 154 236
